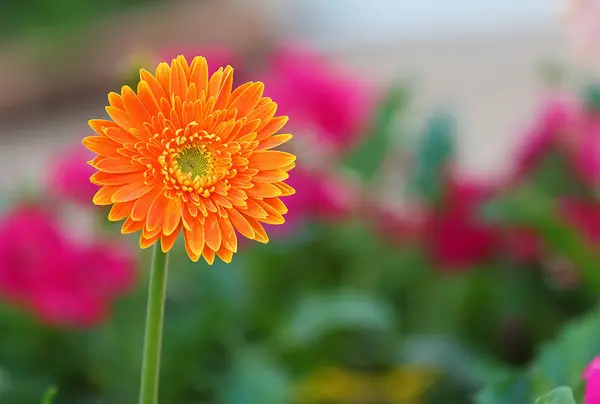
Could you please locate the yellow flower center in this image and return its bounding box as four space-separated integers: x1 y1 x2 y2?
176 146 213 180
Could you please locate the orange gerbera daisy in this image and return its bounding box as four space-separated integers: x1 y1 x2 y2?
83 55 296 264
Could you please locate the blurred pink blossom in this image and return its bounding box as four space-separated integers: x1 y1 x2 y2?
262 44 376 152
47 143 98 206
561 197 600 243
583 356 600 403
422 175 500 271
0 204 135 328
512 91 600 186
512 92 575 181
271 168 359 236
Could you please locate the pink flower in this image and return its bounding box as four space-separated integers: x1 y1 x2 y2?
512 91 600 186
503 227 542 263
512 93 575 182
262 44 376 152
47 143 98 206
266 168 359 238
583 356 600 403
560 198 600 243
422 175 500 271
374 205 426 244
0 204 135 328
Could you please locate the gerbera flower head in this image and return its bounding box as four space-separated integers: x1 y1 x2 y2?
84 55 296 264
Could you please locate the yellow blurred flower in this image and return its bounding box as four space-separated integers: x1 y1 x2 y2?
295 365 438 403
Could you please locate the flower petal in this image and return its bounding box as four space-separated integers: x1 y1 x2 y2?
163 197 181 236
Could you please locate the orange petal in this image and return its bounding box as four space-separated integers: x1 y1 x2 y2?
102 127 138 144
207 67 224 99
93 186 120 205
161 223 182 253
241 199 268 219
256 200 285 224
122 217 145 234
112 182 155 203
216 246 233 264
163 197 181 236
274 182 296 196
204 213 222 251
140 232 161 249
185 218 205 256
218 215 237 253
170 58 188 101
147 192 168 232
82 136 121 156
122 85 152 132
155 62 171 95
108 92 124 109
190 57 209 95
106 106 133 131
131 186 163 221
247 101 277 130
94 157 144 173
246 182 283 198
245 216 269 243
202 245 216 265
261 197 288 215
214 66 234 110
257 134 293 150
183 230 201 262
256 116 289 142
108 200 135 221
229 82 264 118
140 69 168 103
137 80 160 116
251 169 289 183
89 119 121 137
249 151 296 171
91 171 142 186
227 208 255 239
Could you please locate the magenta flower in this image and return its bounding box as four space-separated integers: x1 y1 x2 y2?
512 92 575 182
512 91 600 186
422 175 500 271
47 143 98 206
268 168 359 237
0 204 135 328
262 43 376 151
584 356 600 403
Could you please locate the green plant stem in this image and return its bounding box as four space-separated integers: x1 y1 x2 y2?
139 245 169 404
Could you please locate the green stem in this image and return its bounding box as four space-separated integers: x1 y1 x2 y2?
139 245 169 404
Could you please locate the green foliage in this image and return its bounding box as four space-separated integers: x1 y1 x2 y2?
535 387 577 404
343 84 411 182
482 190 600 292
41 388 58 404
406 110 456 204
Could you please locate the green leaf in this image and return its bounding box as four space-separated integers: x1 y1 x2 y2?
282 291 396 347
481 190 600 292
220 348 290 404
343 84 411 181
535 386 577 404
41 387 58 404
406 110 456 203
475 371 531 404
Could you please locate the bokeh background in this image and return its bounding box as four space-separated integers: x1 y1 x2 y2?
1 0 599 402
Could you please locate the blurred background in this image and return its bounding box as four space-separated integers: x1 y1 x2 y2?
1 0 600 402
